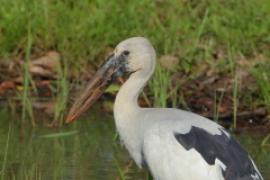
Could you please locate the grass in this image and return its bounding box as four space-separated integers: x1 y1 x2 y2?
227 47 240 129
114 158 127 180
261 133 270 147
38 130 78 138
232 74 239 129
253 62 270 111
0 0 270 127
213 89 225 122
21 25 35 126
149 64 171 107
1 0 269 64
0 123 11 180
52 58 69 126
252 61 270 144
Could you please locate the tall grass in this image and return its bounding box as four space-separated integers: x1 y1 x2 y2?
52 58 69 126
21 25 35 126
213 90 225 122
149 64 171 107
0 0 270 126
1 0 269 65
252 62 270 145
253 63 270 111
232 75 239 129
228 46 239 129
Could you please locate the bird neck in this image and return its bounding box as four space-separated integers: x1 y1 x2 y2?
113 60 155 167
114 70 151 113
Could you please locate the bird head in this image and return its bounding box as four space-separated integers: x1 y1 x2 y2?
66 37 156 123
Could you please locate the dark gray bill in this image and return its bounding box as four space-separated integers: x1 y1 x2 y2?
66 54 126 123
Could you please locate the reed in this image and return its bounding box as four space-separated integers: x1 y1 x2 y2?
53 58 69 126
227 46 239 130
21 24 35 126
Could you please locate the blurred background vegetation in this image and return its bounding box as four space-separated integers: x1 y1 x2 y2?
0 0 269 127
0 0 270 179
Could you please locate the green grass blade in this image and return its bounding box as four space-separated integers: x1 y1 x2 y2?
38 130 78 138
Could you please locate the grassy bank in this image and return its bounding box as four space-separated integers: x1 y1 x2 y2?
1 0 269 65
0 0 270 127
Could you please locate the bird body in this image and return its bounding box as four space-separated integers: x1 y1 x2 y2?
67 37 263 180
116 106 262 180
115 107 226 180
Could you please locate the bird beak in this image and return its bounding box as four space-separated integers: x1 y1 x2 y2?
65 54 126 123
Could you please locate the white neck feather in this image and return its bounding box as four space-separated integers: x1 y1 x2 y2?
113 69 153 166
113 61 155 122
114 71 148 112
112 54 155 167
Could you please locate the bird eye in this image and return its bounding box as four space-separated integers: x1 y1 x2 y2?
123 50 130 56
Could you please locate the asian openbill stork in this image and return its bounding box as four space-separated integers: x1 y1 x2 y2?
66 37 263 180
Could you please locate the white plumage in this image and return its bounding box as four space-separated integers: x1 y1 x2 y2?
67 37 263 180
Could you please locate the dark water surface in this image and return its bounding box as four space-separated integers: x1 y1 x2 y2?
0 109 269 180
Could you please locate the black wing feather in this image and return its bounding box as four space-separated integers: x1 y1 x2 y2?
174 126 262 180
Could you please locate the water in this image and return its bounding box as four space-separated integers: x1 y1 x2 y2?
0 108 269 180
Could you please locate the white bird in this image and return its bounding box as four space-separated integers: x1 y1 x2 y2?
66 37 263 180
